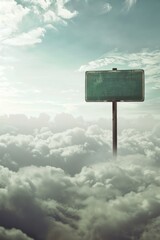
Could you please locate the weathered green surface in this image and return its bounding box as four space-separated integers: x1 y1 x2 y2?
85 70 144 102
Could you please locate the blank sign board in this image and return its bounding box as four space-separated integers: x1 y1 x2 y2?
85 70 145 102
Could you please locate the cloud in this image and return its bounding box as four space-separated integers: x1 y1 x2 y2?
101 3 112 14
0 165 82 239
3 27 46 46
0 226 33 240
0 0 79 106
0 123 111 174
0 152 160 239
79 49 160 85
0 0 78 48
0 113 160 239
0 0 30 41
0 113 159 175
56 0 78 19
124 0 138 11
0 1 31 99
27 0 52 10
43 10 61 23
26 0 78 22
140 217 160 240
0 113 86 135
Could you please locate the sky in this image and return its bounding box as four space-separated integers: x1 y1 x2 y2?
0 0 160 119
0 1 160 240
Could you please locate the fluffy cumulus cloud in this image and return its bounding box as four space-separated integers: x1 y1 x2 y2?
0 156 160 239
0 0 30 41
0 227 33 240
26 0 52 10
0 0 137 48
56 0 78 19
0 113 160 174
0 122 111 174
0 113 160 239
0 0 78 48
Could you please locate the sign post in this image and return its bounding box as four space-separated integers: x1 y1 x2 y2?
85 69 145 158
112 101 117 157
112 68 117 157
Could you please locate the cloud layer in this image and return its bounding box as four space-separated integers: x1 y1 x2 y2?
0 156 160 239
0 113 160 239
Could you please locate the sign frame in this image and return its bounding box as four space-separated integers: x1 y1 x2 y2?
85 69 145 102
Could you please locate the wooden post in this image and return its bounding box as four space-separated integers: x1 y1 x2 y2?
112 68 117 157
112 101 117 157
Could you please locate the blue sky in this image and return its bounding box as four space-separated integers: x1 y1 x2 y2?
0 0 160 119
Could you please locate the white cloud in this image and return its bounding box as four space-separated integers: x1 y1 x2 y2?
79 49 160 84
26 0 78 22
0 0 78 48
0 152 160 239
124 0 138 11
0 113 159 239
27 0 51 10
0 227 33 240
56 0 78 19
43 10 61 23
3 27 46 46
101 3 112 14
0 0 79 105
0 123 110 174
0 0 30 41
0 113 160 175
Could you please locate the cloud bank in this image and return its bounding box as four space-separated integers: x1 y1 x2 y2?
0 156 160 239
0 113 160 239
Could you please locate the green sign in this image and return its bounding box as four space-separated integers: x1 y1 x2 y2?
85 70 145 102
